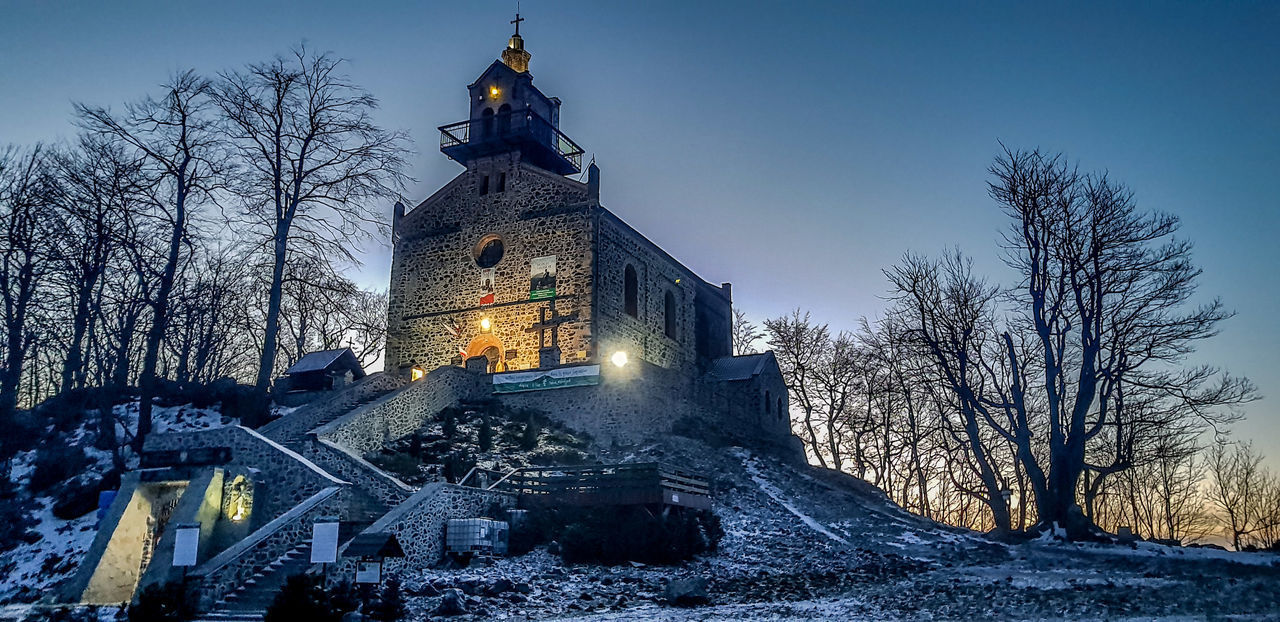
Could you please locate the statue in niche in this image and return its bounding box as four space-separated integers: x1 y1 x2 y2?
226 475 253 523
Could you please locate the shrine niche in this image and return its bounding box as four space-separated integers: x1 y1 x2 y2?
223 474 254 523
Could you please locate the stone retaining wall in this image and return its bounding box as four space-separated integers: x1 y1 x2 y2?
143 426 345 528
360 483 516 569
193 486 348 610
260 372 407 445
301 438 414 508
315 365 484 455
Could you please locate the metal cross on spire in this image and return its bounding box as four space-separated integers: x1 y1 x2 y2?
511 10 524 36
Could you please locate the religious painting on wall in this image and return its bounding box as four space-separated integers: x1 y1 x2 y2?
529 255 557 300
479 267 496 305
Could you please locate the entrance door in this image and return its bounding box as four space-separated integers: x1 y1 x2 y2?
465 335 505 373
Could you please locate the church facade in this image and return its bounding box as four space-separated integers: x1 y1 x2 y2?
385 26 734 377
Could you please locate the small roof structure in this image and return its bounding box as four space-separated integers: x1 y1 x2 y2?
344 532 406 559
285 348 366 379
705 352 777 382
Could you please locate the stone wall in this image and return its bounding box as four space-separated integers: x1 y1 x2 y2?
143 426 345 529
386 157 595 374
358 483 516 569
593 211 718 372
315 365 485 455
259 372 407 446
301 438 414 508
193 486 348 610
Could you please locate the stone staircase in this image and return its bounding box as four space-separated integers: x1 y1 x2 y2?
198 489 392 620
260 372 404 449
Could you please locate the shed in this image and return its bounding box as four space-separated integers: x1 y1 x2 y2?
279 348 366 392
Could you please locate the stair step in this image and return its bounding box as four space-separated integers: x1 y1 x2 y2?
194 611 265 622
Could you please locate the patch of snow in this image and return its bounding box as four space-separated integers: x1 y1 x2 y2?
733 448 848 546
0 496 100 604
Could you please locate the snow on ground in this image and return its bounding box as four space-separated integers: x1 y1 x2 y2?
0 401 237 608
113 401 235 434
0 496 99 605
733 448 848 545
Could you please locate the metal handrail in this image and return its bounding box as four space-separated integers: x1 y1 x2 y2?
438 108 584 169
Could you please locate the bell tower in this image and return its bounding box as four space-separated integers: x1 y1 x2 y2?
437 14 584 175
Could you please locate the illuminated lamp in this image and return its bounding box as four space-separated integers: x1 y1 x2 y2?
610 351 629 368
489 85 500 98
411 366 425 381
480 317 493 332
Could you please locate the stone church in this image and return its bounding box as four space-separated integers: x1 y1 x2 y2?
385 21 736 378
61 21 797 613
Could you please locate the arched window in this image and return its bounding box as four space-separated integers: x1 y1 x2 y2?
777 397 784 421
496 103 512 135
765 390 772 414
481 107 495 138
664 290 677 339
623 265 638 317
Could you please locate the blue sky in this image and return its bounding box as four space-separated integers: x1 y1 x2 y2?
2 1 1277 460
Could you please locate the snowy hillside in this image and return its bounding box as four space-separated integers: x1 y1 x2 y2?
0 401 240 611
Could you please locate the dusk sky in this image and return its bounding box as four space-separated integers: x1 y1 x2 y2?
2 2 1277 460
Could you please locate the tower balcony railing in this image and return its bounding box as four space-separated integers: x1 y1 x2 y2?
439 108 584 174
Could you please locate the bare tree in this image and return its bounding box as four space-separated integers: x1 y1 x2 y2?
49 135 143 391
1208 441 1280 550
0 144 58 444
731 308 763 355
989 146 1252 536
212 47 408 396
76 70 226 448
764 310 831 468
886 251 1014 531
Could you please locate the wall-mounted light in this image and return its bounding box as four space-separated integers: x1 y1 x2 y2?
480 317 493 332
411 366 425 381
489 85 500 98
611 351 629 367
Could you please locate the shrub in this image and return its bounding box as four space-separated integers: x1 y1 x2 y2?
22 605 102 622
365 452 425 485
0 475 34 550
221 384 270 428
52 476 103 520
264 574 359 622
128 580 198 622
519 417 540 451
29 444 91 494
442 450 475 484
368 577 406 621
517 505 722 565
477 417 493 451
441 409 458 439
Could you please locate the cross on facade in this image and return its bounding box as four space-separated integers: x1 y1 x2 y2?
525 298 577 349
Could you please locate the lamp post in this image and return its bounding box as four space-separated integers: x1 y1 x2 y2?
1000 488 1013 530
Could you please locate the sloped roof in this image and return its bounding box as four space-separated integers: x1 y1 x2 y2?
706 351 776 382
344 532 405 559
285 348 366 378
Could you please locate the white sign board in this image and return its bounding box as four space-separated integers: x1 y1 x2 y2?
311 520 340 564
355 560 382 584
172 524 200 567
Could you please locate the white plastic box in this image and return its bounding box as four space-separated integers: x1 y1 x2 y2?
445 517 509 556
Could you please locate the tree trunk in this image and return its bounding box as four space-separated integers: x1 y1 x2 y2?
255 225 289 395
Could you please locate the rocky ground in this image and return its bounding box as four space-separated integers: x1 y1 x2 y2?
388 437 1280 621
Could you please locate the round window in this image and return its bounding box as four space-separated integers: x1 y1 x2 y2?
473 235 504 268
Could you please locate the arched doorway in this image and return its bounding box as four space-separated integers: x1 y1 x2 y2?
465 334 505 373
